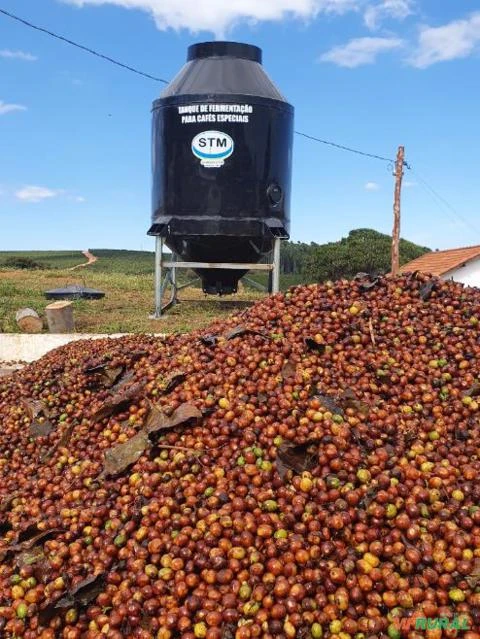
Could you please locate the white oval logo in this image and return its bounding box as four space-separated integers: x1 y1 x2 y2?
191 131 234 168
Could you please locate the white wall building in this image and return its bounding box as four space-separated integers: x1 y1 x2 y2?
400 245 480 288
442 256 480 287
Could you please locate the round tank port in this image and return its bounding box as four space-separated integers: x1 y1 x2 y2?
267 183 283 206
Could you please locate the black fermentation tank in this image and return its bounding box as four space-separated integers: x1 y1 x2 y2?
148 41 293 295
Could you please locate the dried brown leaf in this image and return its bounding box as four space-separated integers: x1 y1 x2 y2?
466 558 480 589
419 279 437 301
200 335 218 347
20 528 63 549
85 364 125 389
103 431 150 478
305 338 326 354
158 370 185 394
39 573 107 625
15 546 52 584
110 370 135 393
145 402 202 437
0 519 12 535
0 527 63 563
340 388 370 415
463 383 480 398
358 486 378 510
85 363 114 375
405 270 420 283
315 394 344 416
60 572 107 607
130 350 148 362
22 399 55 438
281 358 296 379
93 381 145 421
357 276 381 291
102 401 201 478
221 624 236 639
17 523 43 543
276 440 319 481
30 420 55 439
40 423 76 463
21 399 47 421
0 491 19 513
58 423 75 448
224 326 269 341
313 389 369 417
16 545 45 568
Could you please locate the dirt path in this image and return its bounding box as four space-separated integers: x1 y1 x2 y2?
69 250 98 271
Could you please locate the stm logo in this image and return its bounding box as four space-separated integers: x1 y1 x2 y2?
191 131 234 167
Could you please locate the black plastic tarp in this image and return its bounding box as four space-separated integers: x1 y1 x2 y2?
44 285 105 300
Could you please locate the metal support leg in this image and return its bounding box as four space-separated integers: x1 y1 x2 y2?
171 253 178 305
153 236 163 319
171 253 177 288
272 238 281 294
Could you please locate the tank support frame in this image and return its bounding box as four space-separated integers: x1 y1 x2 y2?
150 236 282 319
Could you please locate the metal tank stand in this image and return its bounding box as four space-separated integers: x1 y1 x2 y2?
150 237 178 319
150 236 282 319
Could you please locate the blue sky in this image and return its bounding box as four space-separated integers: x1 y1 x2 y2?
0 0 479 251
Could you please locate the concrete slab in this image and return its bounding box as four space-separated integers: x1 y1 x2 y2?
0 368 20 378
0 333 165 363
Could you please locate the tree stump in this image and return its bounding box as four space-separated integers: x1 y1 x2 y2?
45 301 75 333
15 308 43 333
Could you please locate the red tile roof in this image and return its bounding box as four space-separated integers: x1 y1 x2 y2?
400 245 480 277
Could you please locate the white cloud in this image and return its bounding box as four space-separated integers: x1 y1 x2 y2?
365 181 380 191
15 186 60 203
364 0 413 30
404 180 417 188
61 0 358 35
0 49 38 61
0 100 27 115
409 12 480 68
320 36 403 67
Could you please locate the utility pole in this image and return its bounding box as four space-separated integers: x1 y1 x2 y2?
391 145 405 276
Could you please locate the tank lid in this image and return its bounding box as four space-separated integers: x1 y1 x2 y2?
187 41 262 64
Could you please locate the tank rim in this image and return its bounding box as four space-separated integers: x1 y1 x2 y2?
187 41 262 64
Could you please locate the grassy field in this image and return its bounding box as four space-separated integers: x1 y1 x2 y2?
0 249 159 274
0 249 302 334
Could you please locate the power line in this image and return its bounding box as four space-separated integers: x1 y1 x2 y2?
409 167 480 235
294 130 398 164
0 7 169 84
6 8 472 245
1 6 401 166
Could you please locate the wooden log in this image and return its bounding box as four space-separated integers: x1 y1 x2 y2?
45 301 75 334
15 308 43 333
